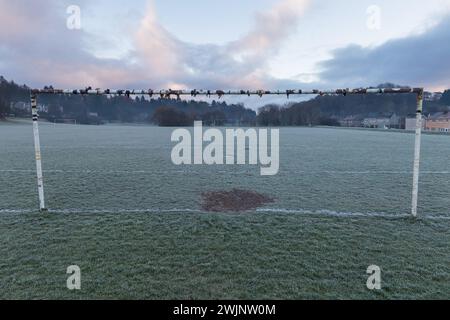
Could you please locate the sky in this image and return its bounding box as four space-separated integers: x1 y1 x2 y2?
0 0 450 107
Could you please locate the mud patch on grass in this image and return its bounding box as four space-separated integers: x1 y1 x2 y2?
201 189 275 212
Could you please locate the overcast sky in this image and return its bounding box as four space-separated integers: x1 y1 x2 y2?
1 0 449 104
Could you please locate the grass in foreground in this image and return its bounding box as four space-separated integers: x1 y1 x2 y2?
0 211 449 300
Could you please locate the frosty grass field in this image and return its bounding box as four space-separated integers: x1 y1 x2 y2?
0 121 449 299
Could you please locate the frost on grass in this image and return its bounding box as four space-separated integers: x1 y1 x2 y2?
201 189 275 212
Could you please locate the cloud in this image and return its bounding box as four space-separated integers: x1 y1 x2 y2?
0 0 139 88
2 0 448 96
318 15 450 90
0 0 310 89
134 0 310 89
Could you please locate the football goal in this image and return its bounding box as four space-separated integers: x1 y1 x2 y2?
29 87 424 217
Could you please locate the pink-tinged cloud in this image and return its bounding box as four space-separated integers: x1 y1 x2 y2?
0 0 138 88
0 0 311 89
133 0 310 89
134 2 180 84
3 0 448 92
228 0 310 60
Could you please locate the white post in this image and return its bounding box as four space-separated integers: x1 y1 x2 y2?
411 90 423 217
31 93 47 211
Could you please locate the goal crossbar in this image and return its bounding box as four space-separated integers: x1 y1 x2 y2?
31 87 423 97
29 87 424 217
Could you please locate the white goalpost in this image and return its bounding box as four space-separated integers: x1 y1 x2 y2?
30 93 46 211
29 87 424 217
411 90 423 217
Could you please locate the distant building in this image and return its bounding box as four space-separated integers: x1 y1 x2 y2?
10 101 48 113
424 91 443 102
362 117 390 129
389 113 401 129
37 104 48 113
425 112 450 133
339 115 363 127
10 101 29 111
404 115 425 131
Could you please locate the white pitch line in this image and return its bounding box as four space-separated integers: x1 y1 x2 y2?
1 208 450 220
2 169 450 174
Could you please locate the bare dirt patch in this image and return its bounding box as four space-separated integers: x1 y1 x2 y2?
201 189 275 212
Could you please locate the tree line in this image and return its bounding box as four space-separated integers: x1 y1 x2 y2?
0 76 256 125
1 76 449 126
257 84 450 126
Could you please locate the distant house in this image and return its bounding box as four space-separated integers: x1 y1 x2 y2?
339 115 363 127
389 113 401 129
404 115 425 131
424 91 443 102
10 101 48 113
362 117 390 129
37 104 48 113
425 112 450 133
10 101 29 111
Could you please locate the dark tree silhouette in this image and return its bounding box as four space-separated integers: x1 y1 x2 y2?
152 106 191 126
441 90 450 106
